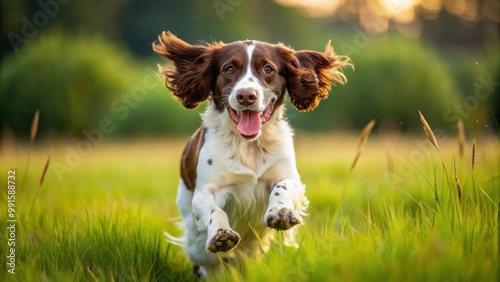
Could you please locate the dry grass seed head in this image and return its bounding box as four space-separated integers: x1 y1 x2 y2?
351 119 376 171
453 157 462 201
472 138 476 175
39 150 52 189
357 119 376 149
30 110 40 142
418 111 439 151
457 119 465 159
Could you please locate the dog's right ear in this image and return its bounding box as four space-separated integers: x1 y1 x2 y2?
277 42 351 112
153 31 218 109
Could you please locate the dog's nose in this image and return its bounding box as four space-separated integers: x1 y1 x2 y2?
236 89 257 106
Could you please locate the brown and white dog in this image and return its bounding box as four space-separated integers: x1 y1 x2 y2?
153 31 350 278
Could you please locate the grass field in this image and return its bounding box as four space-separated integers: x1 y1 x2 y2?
1 127 499 281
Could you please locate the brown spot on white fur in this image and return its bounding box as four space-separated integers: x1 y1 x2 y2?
180 125 206 191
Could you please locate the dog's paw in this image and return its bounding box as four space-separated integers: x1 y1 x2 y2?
265 207 303 230
207 228 240 253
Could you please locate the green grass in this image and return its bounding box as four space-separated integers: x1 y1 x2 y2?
1 134 498 281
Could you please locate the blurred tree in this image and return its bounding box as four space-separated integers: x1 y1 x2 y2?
2 0 497 57
118 0 326 56
289 34 462 132
1 0 128 59
1 0 325 58
0 31 132 137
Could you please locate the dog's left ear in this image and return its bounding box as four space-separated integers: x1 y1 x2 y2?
278 42 352 111
153 31 220 109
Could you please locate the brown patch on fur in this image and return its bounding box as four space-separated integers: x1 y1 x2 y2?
180 125 206 191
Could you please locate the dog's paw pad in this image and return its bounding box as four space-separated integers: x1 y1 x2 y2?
265 207 302 230
207 228 240 253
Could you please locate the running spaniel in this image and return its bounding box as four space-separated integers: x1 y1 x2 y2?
153 31 350 278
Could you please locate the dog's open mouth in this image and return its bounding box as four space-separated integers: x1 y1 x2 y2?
228 103 274 139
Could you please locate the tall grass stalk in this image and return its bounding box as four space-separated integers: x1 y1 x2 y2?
28 149 52 219
340 119 376 204
418 111 452 191
350 119 376 171
471 139 478 203
453 158 462 202
21 110 39 191
16 110 40 230
418 111 467 227
332 119 376 241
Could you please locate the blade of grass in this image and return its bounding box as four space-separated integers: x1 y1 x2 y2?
453 157 462 202
29 149 52 219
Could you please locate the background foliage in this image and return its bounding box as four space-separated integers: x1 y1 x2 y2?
0 0 498 138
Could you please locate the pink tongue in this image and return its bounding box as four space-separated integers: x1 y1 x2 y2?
237 110 261 137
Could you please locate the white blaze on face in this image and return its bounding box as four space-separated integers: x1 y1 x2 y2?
227 42 275 139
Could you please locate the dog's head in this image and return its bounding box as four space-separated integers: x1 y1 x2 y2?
153 31 351 140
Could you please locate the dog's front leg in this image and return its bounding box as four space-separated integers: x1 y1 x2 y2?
192 188 241 253
264 179 305 230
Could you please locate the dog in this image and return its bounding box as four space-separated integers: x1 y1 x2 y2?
153 31 350 278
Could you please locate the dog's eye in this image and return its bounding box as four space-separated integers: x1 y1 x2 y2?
263 65 273 74
225 66 234 75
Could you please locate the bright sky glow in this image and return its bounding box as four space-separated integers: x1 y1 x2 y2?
275 0 496 35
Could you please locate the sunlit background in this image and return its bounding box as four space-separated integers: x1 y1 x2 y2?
277 0 499 36
1 0 498 140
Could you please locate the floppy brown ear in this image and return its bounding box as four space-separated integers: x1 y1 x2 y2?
152 31 218 109
278 41 352 111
